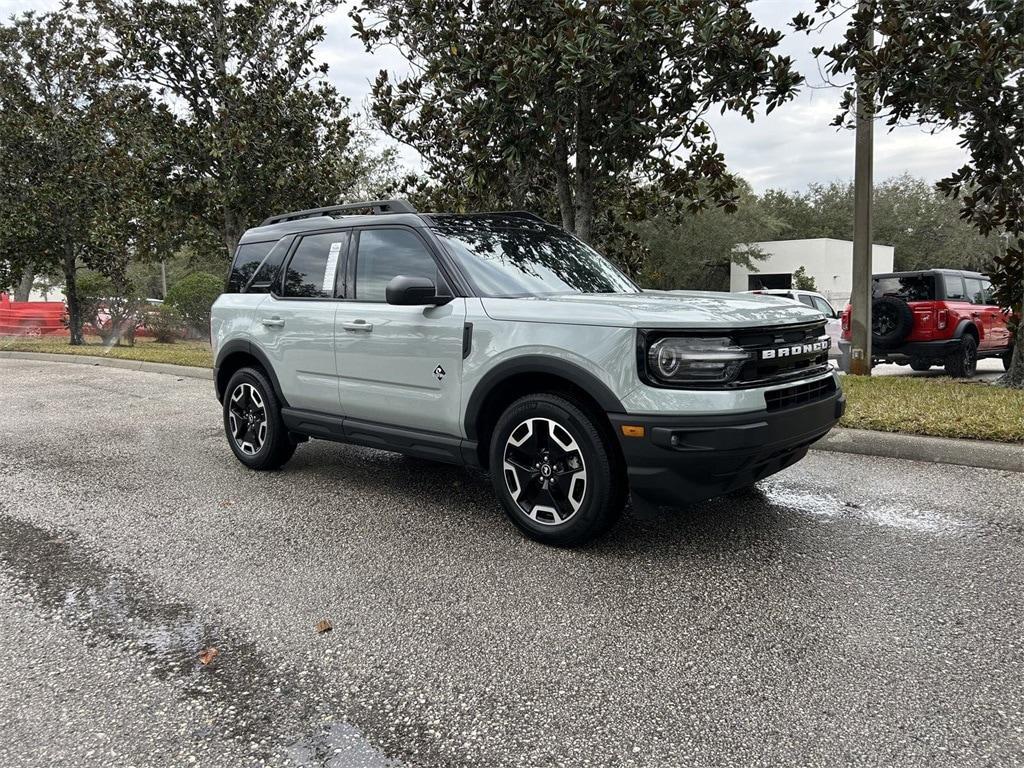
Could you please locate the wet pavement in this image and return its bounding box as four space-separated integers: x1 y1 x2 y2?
1 359 1022 767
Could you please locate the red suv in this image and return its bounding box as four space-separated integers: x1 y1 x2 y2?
839 269 1015 377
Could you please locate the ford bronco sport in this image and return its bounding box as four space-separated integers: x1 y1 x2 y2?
838 269 1014 377
211 200 844 545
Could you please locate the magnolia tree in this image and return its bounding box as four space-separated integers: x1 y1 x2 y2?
796 0 1024 386
91 0 395 258
351 0 803 270
0 12 162 344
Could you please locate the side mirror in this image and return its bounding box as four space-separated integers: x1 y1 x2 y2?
385 275 448 306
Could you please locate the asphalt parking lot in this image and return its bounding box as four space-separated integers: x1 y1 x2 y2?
1 359 1022 768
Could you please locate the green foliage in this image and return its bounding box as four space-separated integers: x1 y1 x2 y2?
144 304 183 343
796 0 1024 385
91 0 396 256
792 266 817 292
165 272 222 335
76 271 147 346
0 11 165 344
760 175 1003 272
633 183 778 291
352 0 803 261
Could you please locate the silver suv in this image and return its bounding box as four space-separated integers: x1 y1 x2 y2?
211 200 844 545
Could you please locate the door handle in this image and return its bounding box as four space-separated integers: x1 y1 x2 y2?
341 320 373 332
261 316 285 329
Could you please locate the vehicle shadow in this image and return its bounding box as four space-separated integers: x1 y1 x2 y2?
279 440 809 559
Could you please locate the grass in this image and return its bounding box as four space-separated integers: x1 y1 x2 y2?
0 335 213 368
4 334 1022 443
840 374 1024 443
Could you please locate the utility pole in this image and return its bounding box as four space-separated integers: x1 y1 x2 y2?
848 1 874 376
160 260 167 299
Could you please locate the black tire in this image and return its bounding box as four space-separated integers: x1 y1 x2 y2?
944 334 978 378
909 358 932 372
1004 349 1015 372
489 393 624 546
872 296 914 349
223 367 296 470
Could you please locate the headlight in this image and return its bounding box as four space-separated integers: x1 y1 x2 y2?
644 336 751 386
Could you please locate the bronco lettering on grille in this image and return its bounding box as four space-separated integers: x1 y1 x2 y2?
759 339 830 360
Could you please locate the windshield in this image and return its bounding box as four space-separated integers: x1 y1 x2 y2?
431 220 639 297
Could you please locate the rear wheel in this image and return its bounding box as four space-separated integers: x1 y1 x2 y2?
944 335 978 378
489 393 623 546
223 367 296 470
1004 348 1015 372
909 358 932 372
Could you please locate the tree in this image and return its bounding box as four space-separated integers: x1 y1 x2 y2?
760 175 1003 272
633 182 778 291
0 11 162 344
796 0 1024 386
351 0 803 257
91 0 396 260
792 266 817 291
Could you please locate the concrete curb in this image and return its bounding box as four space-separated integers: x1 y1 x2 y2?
813 427 1023 473
0 350 213 381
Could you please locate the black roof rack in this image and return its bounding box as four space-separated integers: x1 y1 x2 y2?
260 199 417 226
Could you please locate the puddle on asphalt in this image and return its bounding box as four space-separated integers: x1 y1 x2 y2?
0 513 404 768
759 481 967 535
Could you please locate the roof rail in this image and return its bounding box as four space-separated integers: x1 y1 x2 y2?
260 199 417 226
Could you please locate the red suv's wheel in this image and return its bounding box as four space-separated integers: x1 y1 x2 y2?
944 335 978 378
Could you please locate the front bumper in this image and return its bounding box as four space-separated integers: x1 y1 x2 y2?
609 386 845 508
839 338 960 361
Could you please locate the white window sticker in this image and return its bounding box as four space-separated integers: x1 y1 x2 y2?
322 241 342 293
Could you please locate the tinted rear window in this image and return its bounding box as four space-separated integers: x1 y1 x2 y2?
873 275 936 302
227 242 274 293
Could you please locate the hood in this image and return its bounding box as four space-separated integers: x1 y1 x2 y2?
480 290 823 329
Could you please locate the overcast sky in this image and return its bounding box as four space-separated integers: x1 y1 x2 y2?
3 0 969 194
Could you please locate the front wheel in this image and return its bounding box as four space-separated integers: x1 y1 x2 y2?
909 358 932 372
944 335 978 379
489 393 624 546
223 367 296 470
1004 348 1015 372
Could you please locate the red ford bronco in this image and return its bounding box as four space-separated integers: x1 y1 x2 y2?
839 269 1015 377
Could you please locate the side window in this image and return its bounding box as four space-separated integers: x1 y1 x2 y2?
245 237 292 294
812 296 835 317
943 274 966 301
227 242 273 293
964 277 985 305
355 228 444 302
980 279 994 304
797 294 815 308
281 232 349 298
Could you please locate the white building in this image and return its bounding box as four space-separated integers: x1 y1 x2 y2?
730 238 895 306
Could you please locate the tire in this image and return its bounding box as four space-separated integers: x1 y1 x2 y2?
909 358 932 372
872 296 914 349
944 335 978 379
223 367 296 470
1004 349 1015 372
489 393 624 546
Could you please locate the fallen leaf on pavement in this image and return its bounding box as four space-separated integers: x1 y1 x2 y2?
314 619 333 634
198 647 219 665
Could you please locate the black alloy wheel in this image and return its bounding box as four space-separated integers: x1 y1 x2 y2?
222 367 296 470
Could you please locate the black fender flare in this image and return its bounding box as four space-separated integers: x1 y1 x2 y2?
953 318 980 341
214 339 289 407
463 355 625 440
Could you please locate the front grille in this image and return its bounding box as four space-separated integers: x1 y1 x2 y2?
765 377 837 412
731 320 831 386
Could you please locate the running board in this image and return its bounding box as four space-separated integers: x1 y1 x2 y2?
280 408 479 467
